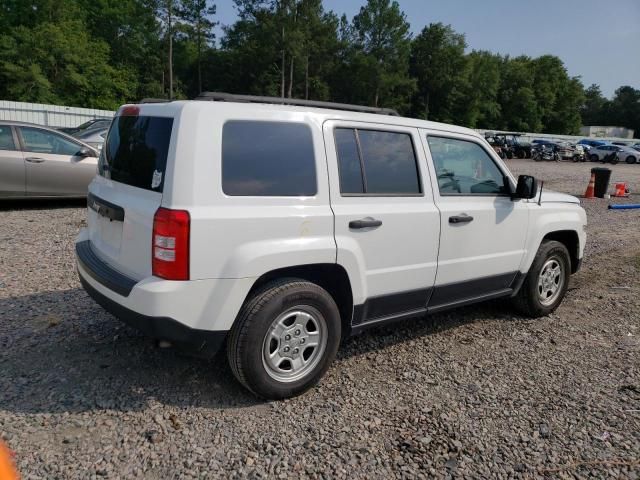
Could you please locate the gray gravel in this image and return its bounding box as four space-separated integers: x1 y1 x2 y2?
1 160 639 479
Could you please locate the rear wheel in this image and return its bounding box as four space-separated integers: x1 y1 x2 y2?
512 240 571 318
590 154 599 162
626 155 637 164
227 279 341 399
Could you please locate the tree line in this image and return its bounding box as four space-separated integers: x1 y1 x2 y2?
0 0 638 136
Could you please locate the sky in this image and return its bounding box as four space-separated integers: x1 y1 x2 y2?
215 0 640 98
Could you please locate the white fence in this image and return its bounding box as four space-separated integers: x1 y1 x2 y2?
476 129 637 145
0 100 114 129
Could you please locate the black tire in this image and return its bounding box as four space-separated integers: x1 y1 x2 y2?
626 156 637 164
511 240 571 318
590 154 599 162
227 278 341 400
517 150 525 159
506 150 513 159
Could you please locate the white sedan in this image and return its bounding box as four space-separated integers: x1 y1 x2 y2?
589 144 640 164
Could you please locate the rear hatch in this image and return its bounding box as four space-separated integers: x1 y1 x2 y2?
87 106 174 281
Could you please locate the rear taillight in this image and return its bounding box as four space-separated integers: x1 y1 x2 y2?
118 105 140 116
152 207 190 280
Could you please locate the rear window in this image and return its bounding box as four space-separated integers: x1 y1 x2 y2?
99 115 173 192
222 121 317 196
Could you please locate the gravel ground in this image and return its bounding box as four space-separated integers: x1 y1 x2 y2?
1 159 639 479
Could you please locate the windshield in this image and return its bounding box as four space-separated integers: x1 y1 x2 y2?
76 120 96 130
98 115 173 192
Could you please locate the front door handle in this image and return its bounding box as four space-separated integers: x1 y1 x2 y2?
25 157 45 163
449 214 474 224
349 217 382 229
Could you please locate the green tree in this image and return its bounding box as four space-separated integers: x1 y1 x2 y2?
545 76 584 134
223 1 287 96
462 51 502 128
0 21 135 109
178 0 217 93
581 84 608 126
410 22 467 122
351 0 415 111
497 56 541 132
80 0 165 99
608 86 640 137
296 0 340 100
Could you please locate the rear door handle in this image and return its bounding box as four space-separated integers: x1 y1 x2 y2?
25 157 45 163
449 214 474 224
349 217 382 229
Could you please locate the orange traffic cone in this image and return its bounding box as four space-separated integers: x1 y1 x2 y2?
0 440 19 480
584 173 595 199
614 182 629 197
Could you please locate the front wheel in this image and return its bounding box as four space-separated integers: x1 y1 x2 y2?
512 240 571 317
590 154 599 162
227 279 341 399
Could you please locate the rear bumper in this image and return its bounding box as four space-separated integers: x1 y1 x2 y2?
79 274 226 357
75 233 254 357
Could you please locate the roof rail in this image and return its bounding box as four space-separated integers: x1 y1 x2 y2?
139 98 172 104
195 91 399 116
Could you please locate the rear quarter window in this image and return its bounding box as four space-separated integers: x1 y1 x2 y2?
99 116 173 192
222 121 317 196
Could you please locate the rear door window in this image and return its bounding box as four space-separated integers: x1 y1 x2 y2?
20 127 81 155
222 121 317 196
334 128 421 195
99 116 173 192
0 126 16 150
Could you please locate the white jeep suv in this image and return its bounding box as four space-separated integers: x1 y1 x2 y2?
76 93 587 399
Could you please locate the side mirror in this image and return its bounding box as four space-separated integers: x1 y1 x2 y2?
78 146 94 158
513 175 538 200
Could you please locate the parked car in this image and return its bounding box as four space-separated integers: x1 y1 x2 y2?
531 140 575 160
58 118 112 136
589 144 639 164
577 139 609 148
631 143 640 152
485 132 531 159
616 145 640 164
75 94 587 399
73 127 108 152
0 121 99 199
